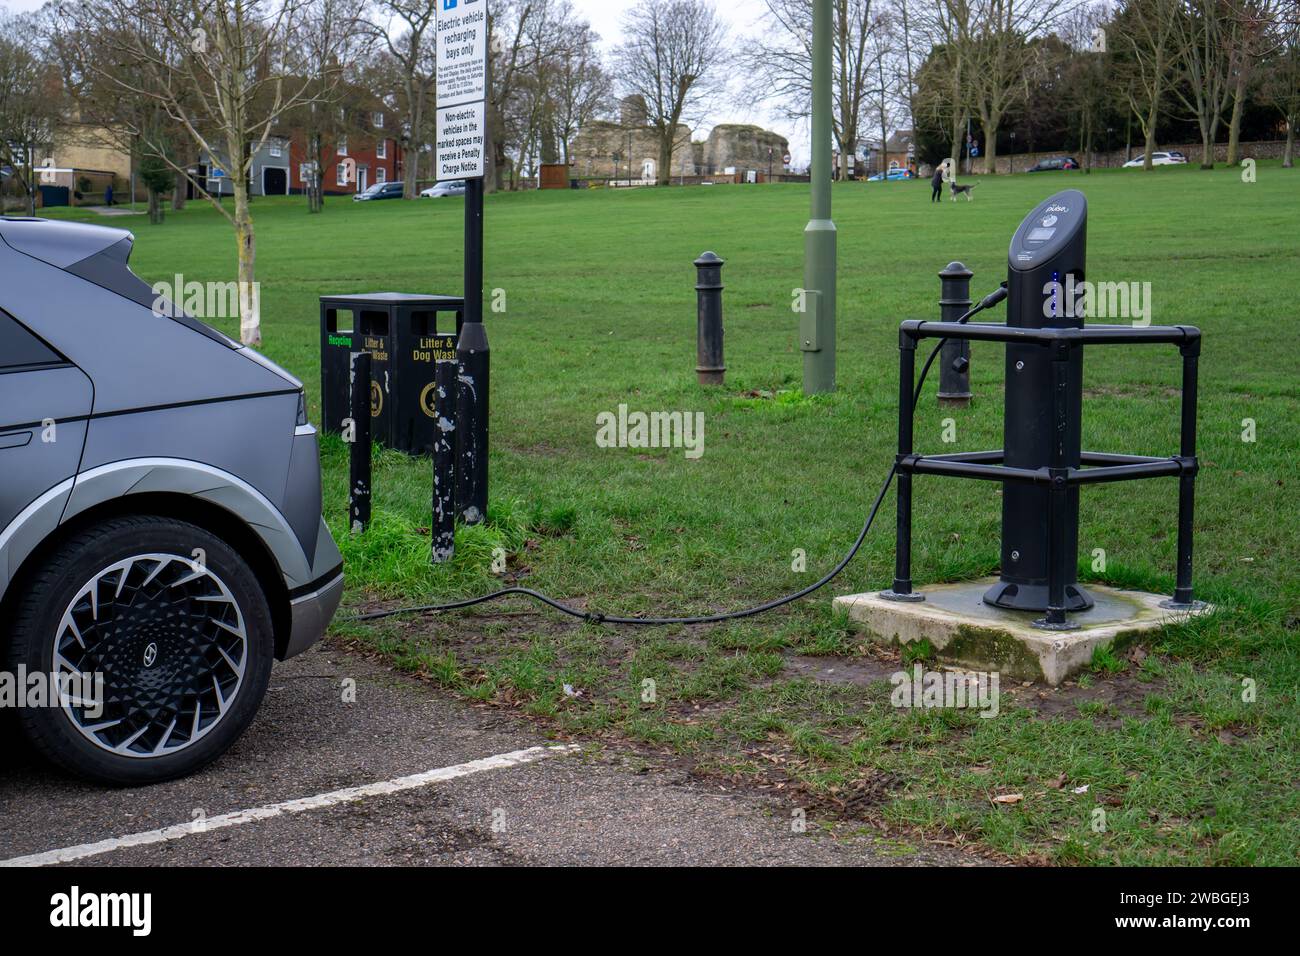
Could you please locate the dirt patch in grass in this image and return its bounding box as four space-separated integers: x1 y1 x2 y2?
782 652 901 688
782 643 1168 729
1083 384 1181 400
1000 673 1163 726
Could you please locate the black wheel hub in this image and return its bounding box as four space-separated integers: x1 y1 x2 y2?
53 554 247 758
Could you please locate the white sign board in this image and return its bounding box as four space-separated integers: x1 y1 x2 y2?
436 0 487 181
436 101 486 180
435 0 487 108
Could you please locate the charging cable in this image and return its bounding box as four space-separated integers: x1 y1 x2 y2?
353 285 1008 627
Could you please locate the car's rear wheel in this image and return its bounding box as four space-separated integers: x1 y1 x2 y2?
7 515 275 785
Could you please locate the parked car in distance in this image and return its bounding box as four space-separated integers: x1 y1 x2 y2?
352 181 404 201
1122 152 1186 167
1027 157 1080 172
867 168 912 181
0 217 343 785
420 180 467 198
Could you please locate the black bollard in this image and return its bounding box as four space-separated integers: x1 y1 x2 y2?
694 251 726 385
937 261 973 407
454 321 489 525
348 351 372 533
432 358 457 563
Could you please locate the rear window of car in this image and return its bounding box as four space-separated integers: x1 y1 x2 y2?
0 310 62 370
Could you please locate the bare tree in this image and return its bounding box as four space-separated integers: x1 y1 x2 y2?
741 0 885 181
489 0 574 191
1060 2 1111 171
496 0 587 186
867 9 905 177
294 0 370 211
964 0 1078 175
1224 0 1282 163
613 0 729 186
1114 0 1184 170
45 4 191 220
370 0 435 198
894 0 921 137
60 0 332 345
0 13 60 217
553 22 611 166
1169 0 1238 168
1260 2 1300 165
917 0 974 170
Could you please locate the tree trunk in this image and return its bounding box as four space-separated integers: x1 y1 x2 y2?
147 187 163 224
172 168 187 210
880 115 888 180
404 112 422 199
981 120 998 174
1200 125 1213 168
1284 118 1295 168
657 129 672 186
1226 71 1246 165
1081 115 1092 173
1143 100 1159 171
233 180 260 346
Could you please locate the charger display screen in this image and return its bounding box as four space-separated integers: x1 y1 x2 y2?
1027 227 1056 242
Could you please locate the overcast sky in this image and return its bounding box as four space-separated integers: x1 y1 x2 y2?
1 0 811 158
575 0 807 155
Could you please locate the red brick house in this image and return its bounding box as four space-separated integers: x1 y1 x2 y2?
288 106 404 195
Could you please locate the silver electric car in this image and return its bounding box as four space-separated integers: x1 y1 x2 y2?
0 217 342 785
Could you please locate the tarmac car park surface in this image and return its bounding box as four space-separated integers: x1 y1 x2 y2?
0 638 983 867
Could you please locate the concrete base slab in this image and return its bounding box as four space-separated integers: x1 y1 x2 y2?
833 578 1213 685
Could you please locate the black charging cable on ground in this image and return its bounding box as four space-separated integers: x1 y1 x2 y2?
353 285 1008 628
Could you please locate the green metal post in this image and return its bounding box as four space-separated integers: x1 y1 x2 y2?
802 0 837 394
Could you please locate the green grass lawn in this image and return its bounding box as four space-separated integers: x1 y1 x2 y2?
50 164 1299 864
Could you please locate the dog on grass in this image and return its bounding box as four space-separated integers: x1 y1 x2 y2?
949 180 978 202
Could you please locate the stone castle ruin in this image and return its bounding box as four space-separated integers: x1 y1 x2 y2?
569 96 790 182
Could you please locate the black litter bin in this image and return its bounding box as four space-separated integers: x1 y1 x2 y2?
319 293 464 455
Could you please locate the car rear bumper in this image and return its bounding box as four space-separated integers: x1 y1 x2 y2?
282 568 344 659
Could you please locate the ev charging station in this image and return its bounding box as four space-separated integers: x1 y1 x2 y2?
854 186 1208 669
989 190 1093 614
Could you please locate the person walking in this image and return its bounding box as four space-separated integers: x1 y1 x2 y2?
930 162 945 203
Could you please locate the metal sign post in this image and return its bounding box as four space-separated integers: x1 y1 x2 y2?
802 0 836 394
436 0 490 524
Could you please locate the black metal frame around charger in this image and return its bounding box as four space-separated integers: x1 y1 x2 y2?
890 319 1203 629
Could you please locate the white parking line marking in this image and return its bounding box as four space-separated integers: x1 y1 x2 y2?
1 745 580 867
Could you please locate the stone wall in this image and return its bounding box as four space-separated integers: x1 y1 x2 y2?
702 124 790 175
569 119 790 182
991 139 1288 174
568 120 695 180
